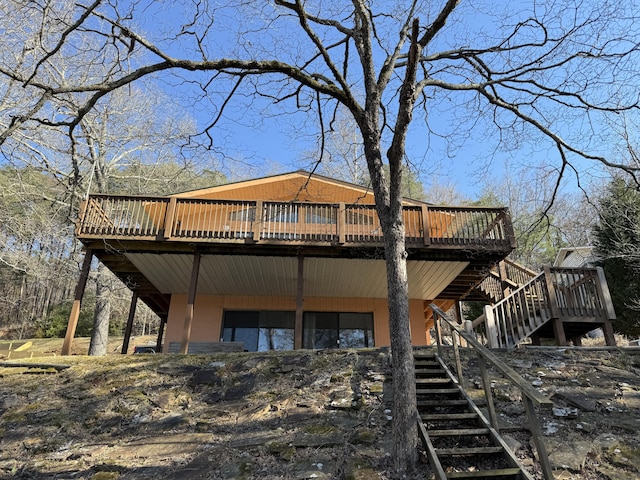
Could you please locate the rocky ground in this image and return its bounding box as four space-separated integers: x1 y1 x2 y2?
0 339 638 480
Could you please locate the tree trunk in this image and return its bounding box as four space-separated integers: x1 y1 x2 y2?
88 263 111 356
382 210 419 474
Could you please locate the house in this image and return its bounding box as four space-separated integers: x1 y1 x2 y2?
61 171 516 354
553 246 597 268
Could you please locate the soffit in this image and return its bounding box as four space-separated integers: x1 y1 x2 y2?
125 253 468 300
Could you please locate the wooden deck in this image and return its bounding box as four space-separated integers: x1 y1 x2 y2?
73 195 516 320
77 195 516 251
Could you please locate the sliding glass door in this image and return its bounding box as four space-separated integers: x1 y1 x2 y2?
222 310 295 351
303 312 374 349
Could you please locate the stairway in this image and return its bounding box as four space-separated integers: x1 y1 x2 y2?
415 351 533 479
470 261 616 349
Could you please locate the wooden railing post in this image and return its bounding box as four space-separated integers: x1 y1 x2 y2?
595 267 617 320
163 197 177 240
504 209 517 248
421 205 431 246
595 267 617 346
524 395 554 480
252 200 263 242
338 202 346 244
452 329 464 385
484 305 499 349
75 200 89 236
478 355 499 430
543 266 561 319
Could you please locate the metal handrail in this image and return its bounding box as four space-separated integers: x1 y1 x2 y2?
429 303 554 480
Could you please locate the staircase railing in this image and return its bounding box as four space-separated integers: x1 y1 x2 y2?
476 258 539 302
477 266 615 348
429 304 554 480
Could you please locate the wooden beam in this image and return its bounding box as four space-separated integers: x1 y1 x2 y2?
294 253 304 349
61 249 93 356
156 315 167 353
552 319 568 346
121 292 138 354
180 252 201 354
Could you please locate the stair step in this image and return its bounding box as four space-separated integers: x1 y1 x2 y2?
416 388 460 395
415 368 447 376
417 399 468 407
428 428 490 436
416 378 452 385
414 362 440 368
445 467 522 479
436 446 504 456
421 412 479 421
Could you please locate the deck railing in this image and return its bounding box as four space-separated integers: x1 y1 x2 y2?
479 266 615 348
76 194 515 248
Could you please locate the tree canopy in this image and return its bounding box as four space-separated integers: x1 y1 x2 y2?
593 177 640 337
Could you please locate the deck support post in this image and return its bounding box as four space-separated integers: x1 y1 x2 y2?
156 316 167 353
121 292 138 354
62 249 93 356
294 253 304 349
180 251 201 354
552 319 567 346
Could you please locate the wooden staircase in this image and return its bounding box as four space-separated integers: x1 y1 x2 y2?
415 351 534 479
470 261 616 348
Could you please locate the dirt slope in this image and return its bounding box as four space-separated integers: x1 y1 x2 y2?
0 341 638 479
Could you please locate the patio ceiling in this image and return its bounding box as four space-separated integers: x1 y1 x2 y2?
125 253 469 300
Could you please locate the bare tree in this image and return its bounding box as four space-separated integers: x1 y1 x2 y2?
2 0 640 471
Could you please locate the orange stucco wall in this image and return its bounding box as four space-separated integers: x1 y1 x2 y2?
163 295 428 352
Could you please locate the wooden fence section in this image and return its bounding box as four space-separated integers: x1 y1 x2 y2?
76 194 515 248
480 267 615 348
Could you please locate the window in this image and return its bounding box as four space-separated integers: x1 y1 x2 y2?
222 310 294 351
229 207 256 222
303 312 374 349
305 207 337 224
265 204 298 223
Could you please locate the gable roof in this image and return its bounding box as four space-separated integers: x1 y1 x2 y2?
173 170 425 205
553 246 597 268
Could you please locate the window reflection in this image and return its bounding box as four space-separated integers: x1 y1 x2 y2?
303 312 373 349
222 310 294 352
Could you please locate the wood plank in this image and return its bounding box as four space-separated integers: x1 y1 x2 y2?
417 399 468 407
428 428 490 436
421 413 478 421
445 468 522 479
436 446 503 455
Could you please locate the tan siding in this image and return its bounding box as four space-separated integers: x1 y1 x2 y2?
164 294 429 350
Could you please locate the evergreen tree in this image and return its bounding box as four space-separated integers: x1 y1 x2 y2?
593 177 640 337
